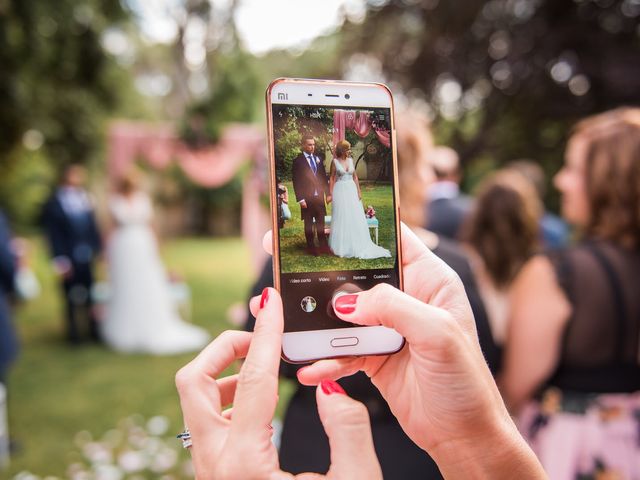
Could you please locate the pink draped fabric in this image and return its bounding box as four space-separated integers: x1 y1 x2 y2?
107 121 263 187
332 109 389 148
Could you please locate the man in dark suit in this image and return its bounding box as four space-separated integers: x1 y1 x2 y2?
0 210 18 385
291 135 331 256
41 164 102 344
426 146 473 239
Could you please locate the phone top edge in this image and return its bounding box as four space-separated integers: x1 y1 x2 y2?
267 77 392 88
267 78 393 108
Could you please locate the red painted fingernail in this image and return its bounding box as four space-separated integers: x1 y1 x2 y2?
334 294 357 314
260 288 269 309
320 379 346 396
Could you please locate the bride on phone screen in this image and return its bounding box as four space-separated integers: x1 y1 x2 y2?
328 140 391 259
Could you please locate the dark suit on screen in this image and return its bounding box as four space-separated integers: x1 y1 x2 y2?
291 152 330 249
41 188 102 343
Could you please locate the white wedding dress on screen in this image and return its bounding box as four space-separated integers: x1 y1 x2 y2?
101 192 210 355
329 158 392 259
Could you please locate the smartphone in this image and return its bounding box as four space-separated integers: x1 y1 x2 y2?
266 78 404 363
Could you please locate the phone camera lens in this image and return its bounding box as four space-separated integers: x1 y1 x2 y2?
345 93 350 99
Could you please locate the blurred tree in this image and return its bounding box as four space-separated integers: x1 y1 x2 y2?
272 105 334 181
340 0 640 202
0 0 136 228
0 0 131 168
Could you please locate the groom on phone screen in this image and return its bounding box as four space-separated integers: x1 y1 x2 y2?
292 135 331 256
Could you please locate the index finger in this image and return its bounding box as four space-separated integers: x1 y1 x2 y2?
230 288 284 436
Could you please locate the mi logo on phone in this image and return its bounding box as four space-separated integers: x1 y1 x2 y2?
277 92 288 100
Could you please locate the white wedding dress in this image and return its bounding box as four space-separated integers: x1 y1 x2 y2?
329 158 392 259
101 193 210 355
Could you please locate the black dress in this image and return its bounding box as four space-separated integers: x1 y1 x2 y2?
517 240 640 478
245 237 499 479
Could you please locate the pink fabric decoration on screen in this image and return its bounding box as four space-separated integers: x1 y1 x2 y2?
354 111 371 138
375 128 391 148
332 109 389 148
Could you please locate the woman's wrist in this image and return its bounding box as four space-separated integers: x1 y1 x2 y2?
430 412 546 479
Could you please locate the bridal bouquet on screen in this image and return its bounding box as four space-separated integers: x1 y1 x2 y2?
365 205 376 219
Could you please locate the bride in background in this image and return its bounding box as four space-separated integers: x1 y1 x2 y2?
102 168 210 355
328 140 391 259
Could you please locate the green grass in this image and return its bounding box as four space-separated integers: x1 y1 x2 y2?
279 182 397 273
5 236 294 478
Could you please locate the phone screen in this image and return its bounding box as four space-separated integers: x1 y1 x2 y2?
272 103 401 333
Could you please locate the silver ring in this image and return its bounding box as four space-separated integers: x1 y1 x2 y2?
177 428 192 449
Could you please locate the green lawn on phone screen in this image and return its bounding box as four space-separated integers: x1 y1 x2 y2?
279 181 397 273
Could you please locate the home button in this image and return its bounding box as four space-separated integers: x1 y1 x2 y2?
330 336 359 348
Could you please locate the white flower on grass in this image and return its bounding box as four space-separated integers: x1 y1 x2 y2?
94 464 123 480
142 436 162 454
69 470 90 480
12 472 41 480
82 442 113 465
127 426 148 449
117 450 148 472
150 447 178 473
147 415 170 436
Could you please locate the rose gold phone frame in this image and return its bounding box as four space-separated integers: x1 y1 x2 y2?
265 78 404 361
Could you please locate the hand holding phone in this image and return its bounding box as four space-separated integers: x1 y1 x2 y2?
249 226 546 479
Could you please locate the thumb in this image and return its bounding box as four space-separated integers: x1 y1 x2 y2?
315 380 382 480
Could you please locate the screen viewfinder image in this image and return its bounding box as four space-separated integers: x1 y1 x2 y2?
272 104 400 332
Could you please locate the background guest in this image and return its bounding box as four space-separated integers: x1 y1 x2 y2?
460 170 542 358
276 179 291 228
425 146 473 239
0 209 18 386
501 108 640 479
507 159 570 249
41 164 102 344
396 111 500 375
